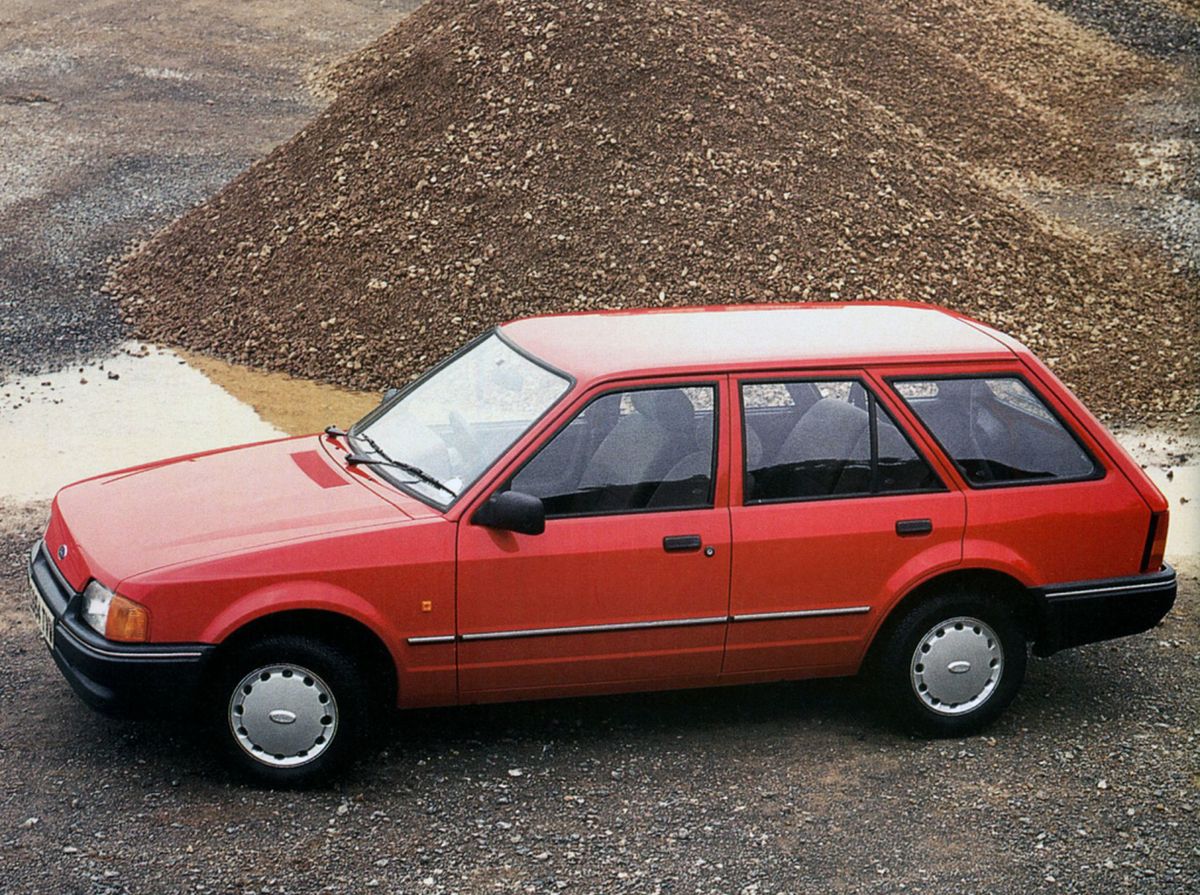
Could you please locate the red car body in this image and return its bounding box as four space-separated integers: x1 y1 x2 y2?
30 303 1175 777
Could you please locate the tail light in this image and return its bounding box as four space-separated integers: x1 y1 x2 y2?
1141 511 1169 573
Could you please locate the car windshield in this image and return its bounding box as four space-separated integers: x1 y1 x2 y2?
352 334 570 506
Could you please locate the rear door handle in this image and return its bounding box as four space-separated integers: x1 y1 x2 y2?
663 534 702 552
895 518 933 537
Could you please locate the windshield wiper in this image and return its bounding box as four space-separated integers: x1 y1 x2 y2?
329 425 458 499
344 454 458 498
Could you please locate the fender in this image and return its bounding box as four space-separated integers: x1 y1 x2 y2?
193 573 459 709
200 578 404 668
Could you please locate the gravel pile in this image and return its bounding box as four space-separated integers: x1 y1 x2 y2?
727 0 1162 180
113 0 1197 424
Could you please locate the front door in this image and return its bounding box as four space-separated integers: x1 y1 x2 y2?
456 381 731 699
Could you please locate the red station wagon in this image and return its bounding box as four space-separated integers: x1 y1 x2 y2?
30 303 1176 784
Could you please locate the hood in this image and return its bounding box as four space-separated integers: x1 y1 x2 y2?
48 435 419 589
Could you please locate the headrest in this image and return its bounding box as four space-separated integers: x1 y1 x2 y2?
796 397 869 439
587 393 621 434
785 381 820 411
632 389 695 434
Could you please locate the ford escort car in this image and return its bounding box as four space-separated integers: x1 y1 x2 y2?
29 303 1176 784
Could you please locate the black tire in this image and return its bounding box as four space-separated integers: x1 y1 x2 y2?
210 634 374 787
873 590 1027 737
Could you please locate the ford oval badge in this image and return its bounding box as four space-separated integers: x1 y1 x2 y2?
57 544 68 560
947 661 971 675
268 710 297 725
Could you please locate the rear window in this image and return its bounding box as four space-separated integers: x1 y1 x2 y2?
892 376 1098 486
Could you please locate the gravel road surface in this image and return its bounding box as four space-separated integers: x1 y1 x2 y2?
2 506 1196 895
1041 0 1200 59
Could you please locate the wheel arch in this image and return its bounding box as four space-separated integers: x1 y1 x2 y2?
207 608 398 710
861 567 1038 674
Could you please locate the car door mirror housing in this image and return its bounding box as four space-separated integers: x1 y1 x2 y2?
473 490 546 535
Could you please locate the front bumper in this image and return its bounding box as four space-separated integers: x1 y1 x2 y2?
1033 564 1178 657
28 541 215 718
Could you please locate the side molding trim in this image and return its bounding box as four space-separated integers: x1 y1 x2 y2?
406 605 873 645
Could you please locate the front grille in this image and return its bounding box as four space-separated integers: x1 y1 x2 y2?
29 541 76 615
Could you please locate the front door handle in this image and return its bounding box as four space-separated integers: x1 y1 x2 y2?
663 534 702 552
895 518 933 537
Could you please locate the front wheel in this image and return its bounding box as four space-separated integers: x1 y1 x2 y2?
211 634 373 786
874 592 1027 736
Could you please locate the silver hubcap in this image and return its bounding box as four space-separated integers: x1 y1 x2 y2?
229 664 338 768
910 616 1003 716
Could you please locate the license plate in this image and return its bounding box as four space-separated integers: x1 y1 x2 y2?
29 579 55 650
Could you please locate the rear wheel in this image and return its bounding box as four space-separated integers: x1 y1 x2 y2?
875 591 1026 736
212 634 372 786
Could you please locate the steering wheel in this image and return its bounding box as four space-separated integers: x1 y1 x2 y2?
448 411 482 469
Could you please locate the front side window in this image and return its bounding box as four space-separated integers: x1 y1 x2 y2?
508 385 717 516
892 376 1097 486
742 379 940 503
355 334 570 505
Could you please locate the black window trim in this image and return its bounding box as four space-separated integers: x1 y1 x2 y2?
885 371 1106 490
497 380 723 521
738 375 947 507
347 327 577 511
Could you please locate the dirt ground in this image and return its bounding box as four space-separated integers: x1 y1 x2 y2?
1 507 1197 895
179 349 379 436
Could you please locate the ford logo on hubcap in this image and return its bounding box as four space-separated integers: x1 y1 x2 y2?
268 710 297 725
947 661 971 674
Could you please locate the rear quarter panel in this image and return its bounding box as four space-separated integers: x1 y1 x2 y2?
1018 350 1168 515
871 360 1154 587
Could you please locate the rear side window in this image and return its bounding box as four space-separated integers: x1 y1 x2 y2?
892 376 1097 486
742 380 940 502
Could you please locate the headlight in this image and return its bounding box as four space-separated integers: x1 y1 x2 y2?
81 580 149 642
82 580 115 634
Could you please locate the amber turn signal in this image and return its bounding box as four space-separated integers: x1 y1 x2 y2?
105 594 150 642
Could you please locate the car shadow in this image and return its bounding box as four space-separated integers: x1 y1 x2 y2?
47 674 887 787
393 674 882 747
34 646 1157 791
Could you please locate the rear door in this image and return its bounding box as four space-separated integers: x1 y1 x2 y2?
725 371 965 676
455 378 733 699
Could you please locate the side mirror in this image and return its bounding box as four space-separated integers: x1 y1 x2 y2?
472 490 545 536
382 388 401 403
